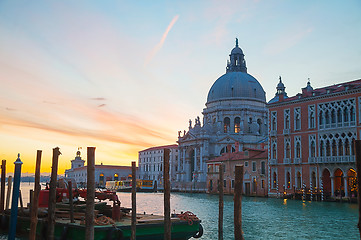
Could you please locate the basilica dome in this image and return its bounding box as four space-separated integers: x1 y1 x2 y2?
207 72 266 103
206 39 266 104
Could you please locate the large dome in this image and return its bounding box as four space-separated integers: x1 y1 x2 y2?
207 72 266 103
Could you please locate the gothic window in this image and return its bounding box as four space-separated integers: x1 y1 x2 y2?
295 136 301 159
337 108 342 123
284 109 290 129
294 108 301 130
308 105 315 129
332 140 337 156
320 141 325 157
344 107 349 122
286 172 291 189
234 117 241 133
271 139 277 159
326 140 331 156
345 139 350 156
331 109 336 124
319 110 324 126
224 117 230 133
271 111 277 131
296 171 302 189
325 110 330 124
273 172 277 189
285 138 291 159
350 106 355 122
339 139 344 156
310 141 316 157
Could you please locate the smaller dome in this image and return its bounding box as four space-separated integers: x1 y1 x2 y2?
231 46 243 55
277 81 284 88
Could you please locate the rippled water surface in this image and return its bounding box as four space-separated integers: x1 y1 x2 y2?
117 192 359 240
2 183 359 239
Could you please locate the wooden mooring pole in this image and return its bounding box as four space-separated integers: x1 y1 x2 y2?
354 140 361 238
68 180 74 223
5 176 12 210
86 147 96 240
47 147 61 240
29 150 42 240
219 164 224 240
234 165 244 240
0 159 6 214
164 149 171 240
131 161 136 240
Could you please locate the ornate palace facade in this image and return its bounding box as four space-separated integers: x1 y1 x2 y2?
267 78 361 199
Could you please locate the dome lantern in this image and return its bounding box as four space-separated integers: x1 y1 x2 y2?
226 38 247 73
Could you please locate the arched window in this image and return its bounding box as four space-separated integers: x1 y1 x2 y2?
331 140 337 156
337 108 342 123
325 111 330 124
331 109 336 123
350 106 355 122
345 139 350 156
272 144 277 159
319 111 324 125
297 172 302 189
311 172 316 188
286 143 291 158
338 139 344 156
296 142 301 158
273 172 277 189
344 107 349 122
320 141 324 157
326 140 331 156
272 118 276 131
234 117 241 133
286 172 291 189
310 141 316 157
224 117 230 133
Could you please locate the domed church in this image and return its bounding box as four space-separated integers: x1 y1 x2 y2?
176 39 268 185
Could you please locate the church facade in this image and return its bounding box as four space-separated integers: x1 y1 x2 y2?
176 40 268 186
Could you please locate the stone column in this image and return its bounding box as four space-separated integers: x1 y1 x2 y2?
178 148 181 177
194 147 197 173
200 146 203 172
331 177 335 197
182 149 186 172
344 177 348 198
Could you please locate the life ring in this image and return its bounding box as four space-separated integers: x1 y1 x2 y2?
193 224 203 238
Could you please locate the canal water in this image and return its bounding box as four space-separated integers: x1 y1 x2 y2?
1 183 359 239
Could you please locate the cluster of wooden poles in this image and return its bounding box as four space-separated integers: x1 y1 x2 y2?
0 145 246 240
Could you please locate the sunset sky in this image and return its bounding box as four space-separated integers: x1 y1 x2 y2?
1 1 361 174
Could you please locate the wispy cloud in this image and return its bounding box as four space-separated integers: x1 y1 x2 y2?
145 15 179 65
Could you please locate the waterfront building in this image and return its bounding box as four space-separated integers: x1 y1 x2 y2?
177 39 268 188
64 149 133 187
138 144 179 186
206 144 268 196
267 78 361 199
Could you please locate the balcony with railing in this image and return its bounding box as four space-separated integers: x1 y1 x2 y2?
270 130 277 137
283 129 290 135
269 159 277 165
283 158 291 164
309 155 355 164
293 158 302 164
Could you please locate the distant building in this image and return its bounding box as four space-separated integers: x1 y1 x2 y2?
64 150 133 187
206 145 268 196
267 78 361 199
177 39 267 188
138 144 179 186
